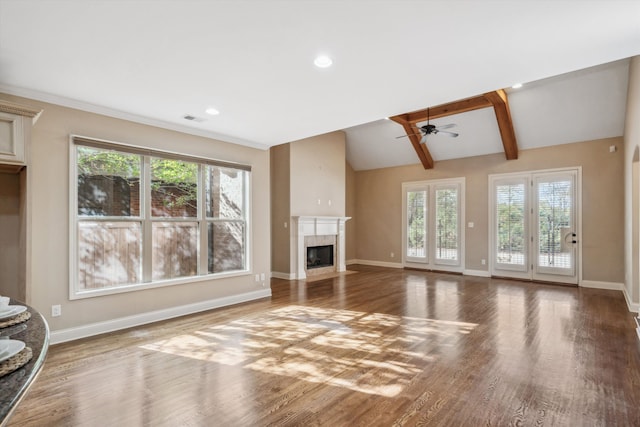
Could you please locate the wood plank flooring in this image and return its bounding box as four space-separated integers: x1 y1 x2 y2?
8 265 640 426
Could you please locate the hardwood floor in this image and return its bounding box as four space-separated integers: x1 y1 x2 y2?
8 266 640 426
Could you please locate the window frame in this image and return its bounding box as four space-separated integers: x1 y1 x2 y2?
69 135 252 300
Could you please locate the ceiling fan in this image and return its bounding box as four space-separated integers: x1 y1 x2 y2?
396 108 459 143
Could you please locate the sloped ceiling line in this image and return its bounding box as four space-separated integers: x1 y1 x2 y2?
390 90 519 169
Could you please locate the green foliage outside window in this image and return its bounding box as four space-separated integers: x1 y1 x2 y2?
407 191 425 254
77 147 199 212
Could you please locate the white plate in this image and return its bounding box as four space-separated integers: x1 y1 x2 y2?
0 305 27 320
0 339 25 363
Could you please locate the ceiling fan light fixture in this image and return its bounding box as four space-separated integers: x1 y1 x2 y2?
314 55 333 68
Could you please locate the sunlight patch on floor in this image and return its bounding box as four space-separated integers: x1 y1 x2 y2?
140 305 478 397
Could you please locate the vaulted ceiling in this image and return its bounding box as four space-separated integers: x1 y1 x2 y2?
345 59 630 170
0 1 638 170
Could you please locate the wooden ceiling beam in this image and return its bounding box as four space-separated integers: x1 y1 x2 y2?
483 89 518 160
390 90 519 168
389 116 434 169
403 95 493 123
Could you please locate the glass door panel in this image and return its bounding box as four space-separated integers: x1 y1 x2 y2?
533 173 576 280
406 189 427 263
494 179 528 272
434 185 460 265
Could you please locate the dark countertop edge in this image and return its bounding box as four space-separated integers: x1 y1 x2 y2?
0 310 50 427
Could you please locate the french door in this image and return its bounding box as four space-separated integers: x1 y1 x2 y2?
403 178 465 272
489 169 580 284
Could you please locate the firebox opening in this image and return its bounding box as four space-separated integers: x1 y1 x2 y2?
307 245 334 270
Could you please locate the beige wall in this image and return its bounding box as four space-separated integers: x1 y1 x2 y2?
0 173 20 299
345 161 357 261
270 144 290 273
633 156 639 304
270 131 347 275
624 56 640 306
289 131 346 217
356 137 624 283
0 93 271 331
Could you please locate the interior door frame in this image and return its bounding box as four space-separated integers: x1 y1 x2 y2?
488 167 582 285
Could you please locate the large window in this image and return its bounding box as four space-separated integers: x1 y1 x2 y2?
71 137 250 298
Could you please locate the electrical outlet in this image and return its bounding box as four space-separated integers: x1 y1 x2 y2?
51 305 61 317
260 273 265 281
390 252 395 258
481 259 486 265
254 274 260 282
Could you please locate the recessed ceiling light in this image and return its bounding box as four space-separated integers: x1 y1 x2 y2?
314 55 333 68
205 107 220 116
511 83 523 89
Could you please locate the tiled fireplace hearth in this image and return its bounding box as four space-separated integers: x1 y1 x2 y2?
292 216 350 280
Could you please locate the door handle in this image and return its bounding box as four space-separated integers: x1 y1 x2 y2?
563 232 577 245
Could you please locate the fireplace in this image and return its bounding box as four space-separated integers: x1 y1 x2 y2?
307 245 334 270
292 216 350 280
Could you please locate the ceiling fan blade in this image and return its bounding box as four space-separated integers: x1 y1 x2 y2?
438 130 459 137
436 123 457 130
396 133 423 139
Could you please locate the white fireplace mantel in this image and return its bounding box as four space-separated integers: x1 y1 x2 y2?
292 216 351 280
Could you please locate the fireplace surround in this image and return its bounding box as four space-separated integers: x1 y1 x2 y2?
292 216 350 280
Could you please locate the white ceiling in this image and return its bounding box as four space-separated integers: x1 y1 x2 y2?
0 1 639 168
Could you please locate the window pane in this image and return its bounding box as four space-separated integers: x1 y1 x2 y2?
435 187 458 261
78 221 141 290
407 190 426 258
208 221 245 273
496 183 525 265
538 180 572 269
151 158 198 218
206 167 245 218
77 146 140 217
152 222 198 280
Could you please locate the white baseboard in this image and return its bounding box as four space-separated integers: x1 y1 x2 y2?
580 281 638 313
622 285 640 313
50 288 272 345
271 271 295 280
579 280 624 291
463 269 491 277
349 259 404 269
346 259 358 266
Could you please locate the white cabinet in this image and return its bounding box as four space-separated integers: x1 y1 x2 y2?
0 100 42 172
0 111 26 166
